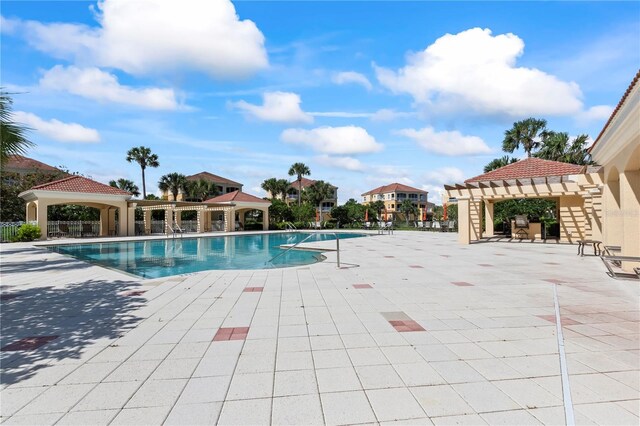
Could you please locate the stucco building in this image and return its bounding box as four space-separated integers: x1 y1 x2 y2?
362 183 431 221
163 171 243 201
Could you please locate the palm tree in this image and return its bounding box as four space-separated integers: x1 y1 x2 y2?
399 199 418 226
535 132 592 165
126 146 159 198
184 179 220 202
484 156 519 173
288 162 311 206
158 173 187 201
1 90 34 165
261 178 280 199
109 178 140 197
502 118 547 157
304 180 334 225
369 200 386 220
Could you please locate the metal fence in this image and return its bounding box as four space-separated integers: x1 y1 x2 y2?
47 221 105 238
1 222 25 242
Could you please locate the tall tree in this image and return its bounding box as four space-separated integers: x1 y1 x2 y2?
0 90 34 165
261 178 280 199
535 132 592 165
158 173 187 201
369 200 386 220
483 156 519 173
109 178 140 197
502 118 547 157
304 180 334 224
399 199 418 226
126 146 159 198
288 162 311 206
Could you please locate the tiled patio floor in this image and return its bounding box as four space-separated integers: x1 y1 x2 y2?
1 232 638 425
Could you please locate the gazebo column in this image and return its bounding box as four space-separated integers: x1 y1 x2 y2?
99 208 110 236
484 201 494 237
225 208 233 232
36 200 48 240
175 210 182 227
469 200 483 241
117 207 127 237
108 208 117 236
144 210 152 234
621 170 640 270
126 205 136 236
263 208 269 230
457 198 471 245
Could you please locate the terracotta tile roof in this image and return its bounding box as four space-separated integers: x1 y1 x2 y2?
187 171 242 186
30 175 131 195
362 183 427 196
589 69 640 153
3 155 62 174
289 177 337 190
464 158 583 183
204 190 269 204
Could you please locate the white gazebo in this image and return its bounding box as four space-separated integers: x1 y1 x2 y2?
204 190 271 231
19 175 135 240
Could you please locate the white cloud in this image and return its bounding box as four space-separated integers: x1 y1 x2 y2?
370 109 416 122
231 91 313 123
577 105 614 123
316 155 366 172
423 167 466 184
17 0 267 79
375 27 584 117
40 65 179 110
14 111 100 143
281 126 383 155
1 16 18 34
332 71 373 90
397 126 491 156
310 111 372 118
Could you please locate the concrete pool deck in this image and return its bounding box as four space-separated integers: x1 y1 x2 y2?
1 231 638 425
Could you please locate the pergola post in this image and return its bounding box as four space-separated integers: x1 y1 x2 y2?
117 206 127 237
164 208 172 234
225 208 233 232
484 201 494 237
457 198 471 245
175 210 182 227
144 210 152 234
197 210 204 233
263 208 269 230
470 200 483 241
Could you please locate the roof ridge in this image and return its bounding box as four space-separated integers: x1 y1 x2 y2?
464 157 582 183
31 174 81 189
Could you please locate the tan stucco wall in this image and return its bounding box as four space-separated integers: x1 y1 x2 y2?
558 195 586 243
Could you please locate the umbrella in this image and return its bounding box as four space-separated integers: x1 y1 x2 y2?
443 203 448 221
422 206 427 221
316 209 320 222
364 209 368 222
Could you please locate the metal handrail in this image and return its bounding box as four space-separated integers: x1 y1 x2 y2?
167 222 184 239
284 222 297 231
267 232 341 268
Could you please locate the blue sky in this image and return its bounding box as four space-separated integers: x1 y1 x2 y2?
2 0 639 203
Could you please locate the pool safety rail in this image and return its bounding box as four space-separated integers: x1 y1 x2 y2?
267 232 341 268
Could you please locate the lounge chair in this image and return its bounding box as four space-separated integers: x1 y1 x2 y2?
600 255 640 280
424 221 432 231
514 215 529 238
416 221 424 230
363 222 372 230
59 223 70 238
81 223 95 237
432 221 441 232
447 220 456 232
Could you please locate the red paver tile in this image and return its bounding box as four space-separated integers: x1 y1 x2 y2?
409 265 423 269
451 282 474 287
544 279 568 284
353 284 373 289
2 336 59 351
389 319 426 333
244 287 264 292
213 327 249 341
537 315 581 326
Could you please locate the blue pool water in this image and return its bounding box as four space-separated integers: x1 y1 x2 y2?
46 232 367 278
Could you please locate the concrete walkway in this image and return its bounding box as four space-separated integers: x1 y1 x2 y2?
1 232 638 425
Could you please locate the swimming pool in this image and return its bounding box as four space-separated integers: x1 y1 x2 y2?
45 232 367 278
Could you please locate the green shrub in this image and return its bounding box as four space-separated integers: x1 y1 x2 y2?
11 224 42 242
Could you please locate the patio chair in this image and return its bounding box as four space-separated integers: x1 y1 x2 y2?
56 223 69 238
432 221 441 232
600 255 640 280
416 221 423 230
447 220 456 232
424 221 432 231
81 223 95 237
363 221 372 230
514 215 529 238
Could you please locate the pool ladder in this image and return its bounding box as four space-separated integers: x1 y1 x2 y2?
266 232 341 268
284 222 298 232
167 222 184 239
